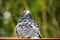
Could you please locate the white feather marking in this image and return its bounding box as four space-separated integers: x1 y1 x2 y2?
24 10 30 15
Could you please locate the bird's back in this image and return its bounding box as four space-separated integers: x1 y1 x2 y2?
16 19 42 38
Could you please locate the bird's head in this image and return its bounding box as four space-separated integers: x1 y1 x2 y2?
22 10 32 19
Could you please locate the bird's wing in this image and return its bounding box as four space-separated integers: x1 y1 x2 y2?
31 20 42 38
16 22 24 38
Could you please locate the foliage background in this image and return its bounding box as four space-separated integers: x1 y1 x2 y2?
0 0 60 38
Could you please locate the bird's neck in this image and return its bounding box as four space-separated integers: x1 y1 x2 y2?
22 15 32 19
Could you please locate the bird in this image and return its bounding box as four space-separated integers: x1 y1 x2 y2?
16 10 42 38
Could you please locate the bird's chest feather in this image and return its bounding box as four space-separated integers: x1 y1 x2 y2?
16 19 39 38
16 20 33 36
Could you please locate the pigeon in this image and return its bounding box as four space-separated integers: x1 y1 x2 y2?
16 10 42 38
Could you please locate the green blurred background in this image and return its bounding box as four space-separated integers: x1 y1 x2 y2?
0 0 60 38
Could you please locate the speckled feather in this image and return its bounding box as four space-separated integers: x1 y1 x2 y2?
16 10 42 38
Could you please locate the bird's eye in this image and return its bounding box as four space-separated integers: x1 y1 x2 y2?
19 25 20 26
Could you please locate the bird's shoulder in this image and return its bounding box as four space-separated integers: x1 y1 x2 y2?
16 19 39 28
22 19 39 27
